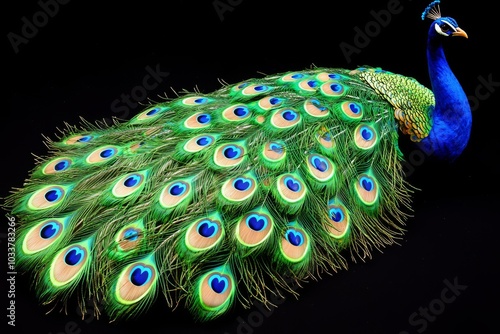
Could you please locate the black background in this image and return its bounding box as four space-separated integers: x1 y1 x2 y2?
3 0 499 333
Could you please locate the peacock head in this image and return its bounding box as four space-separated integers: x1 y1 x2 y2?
422 1 468 41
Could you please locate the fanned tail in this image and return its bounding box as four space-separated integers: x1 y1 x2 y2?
4 66 417 321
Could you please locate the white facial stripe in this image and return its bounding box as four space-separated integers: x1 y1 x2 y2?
434 24 448 36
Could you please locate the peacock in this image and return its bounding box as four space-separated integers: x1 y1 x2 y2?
3 1 472 323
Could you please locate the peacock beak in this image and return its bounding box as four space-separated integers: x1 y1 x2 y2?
452 27 468 38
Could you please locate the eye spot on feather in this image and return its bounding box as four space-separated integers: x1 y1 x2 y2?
40 222 60 239
208 274 228 294
315 128 335 150
130 265 153 286
45 188 62 201
43 158 73 175
121 228 140 244
246 214 268 231
316 72 343 82
222 105 251 121
115 258 157 305
114 221 145 253
134 106 168 122
360 176 373 191
124 229 139 241
321 81 346 97
145 107 161 116
330 208 344 222
224 146 241 159
261 141 286 167
361 128 373 141
285 176 301 192
182 96 211 106
65 134 95 145
283 110 297 121
197 220 219 238
312 157 327 172
198 268 235 310
185 215 224 252
236 209 274 247
146 108 160 116
264 141 285 158
125 175 139 187
270 143 283 153
280 224 310 263
331 84 342 92
86 146 119 164
354 124 378 150
112 172 146 198
232 82 250 93
170 182 187 196
276 174 307 205
28 185 67 210
303 98 330 118
214 143 246 168
221 175 257 202
326 200 350 239
306 154 335 182
22 218 67 254
271 108 301 129
341 101 363 120
234 177 251 191
49 239 92 287
197 114 211 124
159 180 192 208
78 135 93 142
242 84 271 96
55 160 70 171
298 79 319 92
183 134 216 153
197 136 212 146
286 228 303 246
258 96 284 111
64 246 85 266
101 149 114 158
280 72 306 82
184 112 212 129
355 174 379 206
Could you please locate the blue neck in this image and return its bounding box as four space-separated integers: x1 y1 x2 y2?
418 33 472 160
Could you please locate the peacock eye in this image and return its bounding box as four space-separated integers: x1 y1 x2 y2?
434 21 454 37
439 23 451 33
